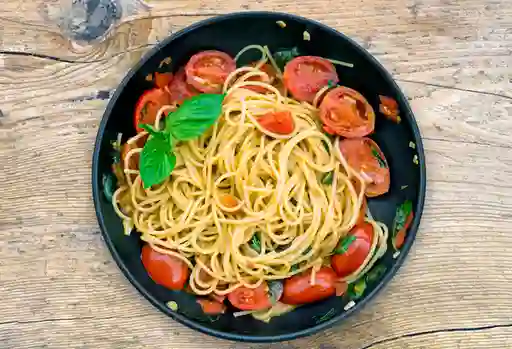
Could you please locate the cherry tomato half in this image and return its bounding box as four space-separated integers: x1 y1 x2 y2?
154 72 173 89
257 110 295 135
141 245 190 290
197 299 226 315
168 68 199 105
283 56 339 103
379 95 400 123
185 50 236 93
281 267 337 305
331 222 374 278
243 62 278 94
228 283 272 311
134 88 171 132
120 134 148 171
394 210 413 249
319 86 375 138
339 137 390 197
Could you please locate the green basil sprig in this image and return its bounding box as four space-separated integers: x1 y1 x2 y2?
139 93 225 188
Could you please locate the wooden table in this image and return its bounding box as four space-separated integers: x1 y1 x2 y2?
1 0 511 348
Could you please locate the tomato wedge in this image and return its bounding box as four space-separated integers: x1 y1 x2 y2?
168 68 199 105
185 50 236 93
379 95 400 123
243 62 278 94
134 88 171 132
228 283 272 311
394 211 413 249
331 222 374 278
281 267 337 305
339 137 390 197
257 110 295 135
197 299 226 315
141 245 190 290
283 56 339 103
154 72 173 89
319 86 375 138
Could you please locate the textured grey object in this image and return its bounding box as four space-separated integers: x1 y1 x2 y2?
62 0 122 42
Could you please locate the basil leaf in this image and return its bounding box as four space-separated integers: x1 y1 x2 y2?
371 147 387 168
102 173 115 202
365 264 387 284
139 123 160 136
314 308 336 324
334 235 356 254
166 94 224 141
327 80 336 88
273 47 300 70
392 200 413 236
290 264 300 273
348 279 366 300
322 172 334 185
268 281 284 305
140 134 176 188
250 234 261 253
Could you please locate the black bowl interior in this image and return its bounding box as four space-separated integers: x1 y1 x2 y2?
92 12 426 343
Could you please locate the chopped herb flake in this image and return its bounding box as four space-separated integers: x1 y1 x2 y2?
334 235 356 254
322 172 334 185
166 301 178 311
250 234 261 253
371 147 387 168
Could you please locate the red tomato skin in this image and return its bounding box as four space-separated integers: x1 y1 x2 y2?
338 137 390 197
154 72 174 89
228 284 272 311
331 223 374 278
243 63 278 94
281 267 337 305
197 299 226 315
395 211 413 249
185 50 236 93
134 89 171 132
319 86 375 138
141 245 189 290
168 68 199 105
257 110 295 135
283 56 339 103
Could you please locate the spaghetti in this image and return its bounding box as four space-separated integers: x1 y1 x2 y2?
110 45 391 320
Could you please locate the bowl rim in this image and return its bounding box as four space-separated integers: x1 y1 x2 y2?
92 11 427 343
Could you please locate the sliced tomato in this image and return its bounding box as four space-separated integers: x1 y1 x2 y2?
243 62 278 94
120 134 148 171
197 299 226 315
394 210 413 249
134 88 171 132
168 68 199 105
379 95 400 123
257 110 295 135
185 50 236 93
334 280 348 297
154 72 173 89
339 137 390 197
331 222 374 278
141 245 190 290
228 283 272 311
283 56 338 103
319 86 375 138
209 293 226 303
281 267 337 305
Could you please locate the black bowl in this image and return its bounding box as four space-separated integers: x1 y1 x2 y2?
92 11 426 343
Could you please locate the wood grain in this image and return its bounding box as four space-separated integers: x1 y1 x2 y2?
1 0 512 348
